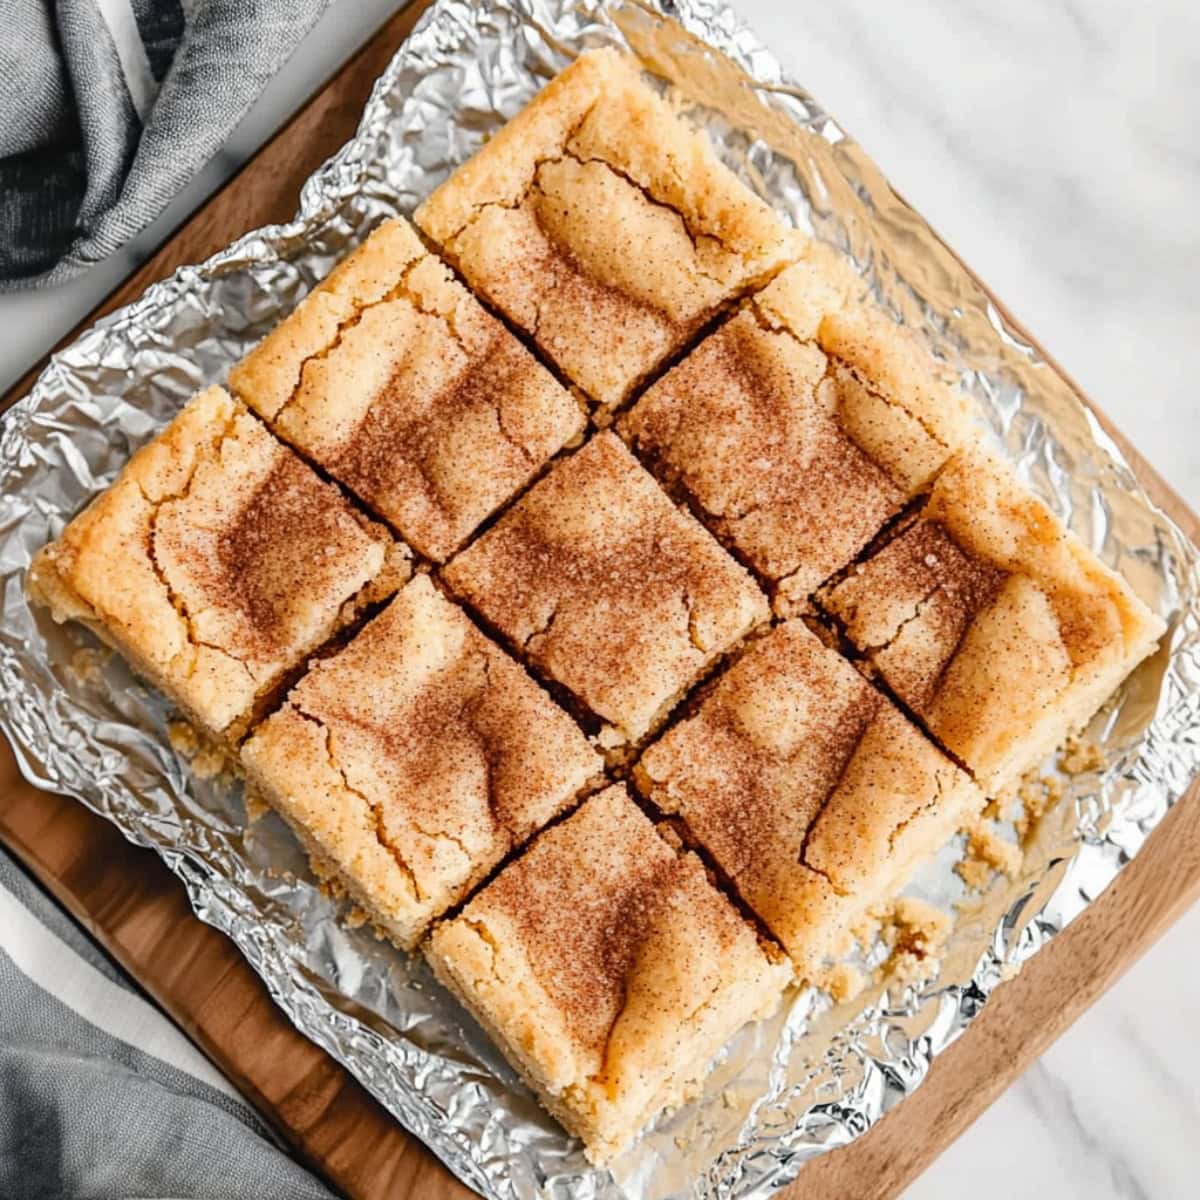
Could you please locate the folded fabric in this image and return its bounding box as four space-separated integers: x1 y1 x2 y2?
0 0 334 288
0 845 334 1200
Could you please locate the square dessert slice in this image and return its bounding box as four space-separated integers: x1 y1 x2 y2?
622 250 972 607
415 49 797 419
426 784 790 1163
28 386 404 744
229 217 585 561
633 621 982 977
241 574 601 948
818 448 1165 793
441 432 768 749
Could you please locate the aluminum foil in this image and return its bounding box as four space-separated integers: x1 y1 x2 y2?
2 1 1199 1197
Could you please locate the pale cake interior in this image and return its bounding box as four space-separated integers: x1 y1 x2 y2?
416 48 798 417
426 785 791 1164
241 574 601 948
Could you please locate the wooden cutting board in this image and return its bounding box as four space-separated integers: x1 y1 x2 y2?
3 5 1199 1197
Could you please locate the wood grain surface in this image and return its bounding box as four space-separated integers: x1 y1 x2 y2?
2 5 1198 1198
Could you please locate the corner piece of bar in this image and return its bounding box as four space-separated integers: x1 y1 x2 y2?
27 385 405 744
240 574 601 949
229 217 585 561
632 620 983 977
818 447 1166 794
425 784 790 1164
622 246 972 605
441 432 768 750
415 48 799 419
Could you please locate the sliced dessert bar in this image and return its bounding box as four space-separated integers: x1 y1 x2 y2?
441 433 768 749
28 386 403 743
818 448 1165 793
415 49 797 420
229 217 584 561
622 251 971 606
633 621 983 976
426 784 790 1163
241 574 601 948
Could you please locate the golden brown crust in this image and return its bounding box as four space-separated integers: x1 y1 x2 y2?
415 49 797 414
621 308 899 597
230 219 584 561
426 785 790 1162
621 256 970 601
228 219 426 421
815 306 970 456
27 387 401 742
441 433 769 746
633 622 981 975
821 515 1008 708
820 448 1165 791
241 575 601 948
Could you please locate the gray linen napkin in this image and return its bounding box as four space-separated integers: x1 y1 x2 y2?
0 0 334 288
0 843 336 1199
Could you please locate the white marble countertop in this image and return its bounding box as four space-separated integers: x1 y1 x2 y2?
2 2 1197 1197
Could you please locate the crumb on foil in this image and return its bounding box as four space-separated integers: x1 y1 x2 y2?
961 733 1100 880
880 897 951 987
243 784 272 824
819 962 866 1004
955 817 1023 889
313 862 348 902
345 905 370 929
1013 772 1064 846
167 718 234 782
849 905 886 951
1060 733 1104 775
69 645 110 685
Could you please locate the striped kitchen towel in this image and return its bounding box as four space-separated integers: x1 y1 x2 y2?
0 844 334 1199
0 0 334 288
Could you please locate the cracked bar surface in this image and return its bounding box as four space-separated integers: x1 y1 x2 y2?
415 48 797 419
622 250 971 606
28 386 403 743
818 448 1165 793
633 621 982 977
240 574 602 949
441 433 768 749
229 218 585 561
426 784 790 1164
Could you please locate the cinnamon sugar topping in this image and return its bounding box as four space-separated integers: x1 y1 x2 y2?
442 432 768 746
427 785 789 1162
415 49 796 415
820 448 1164 793
622 256 970 604
475 787 691 1058
168 453 377 659
623 309 904 598
820 517 1007 711
634 621 982 974
241 574 600 948
231 218 583 561
28 387 399 742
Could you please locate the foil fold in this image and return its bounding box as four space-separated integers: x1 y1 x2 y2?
2 2 1199 1197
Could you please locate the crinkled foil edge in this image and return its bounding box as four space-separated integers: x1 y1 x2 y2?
2 2 1200 1198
